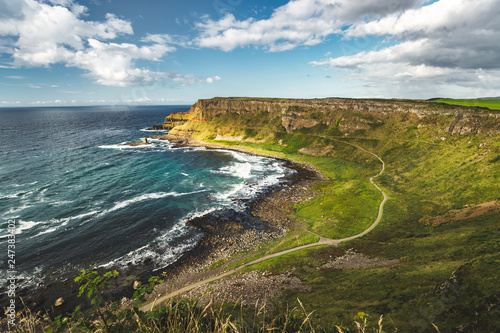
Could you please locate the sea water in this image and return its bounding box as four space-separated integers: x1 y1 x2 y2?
0 105 291 288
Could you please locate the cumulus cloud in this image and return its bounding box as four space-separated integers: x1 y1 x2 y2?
314 0 500 70
194 0 424 52
206 76 222 84
0 0 183 87
194 0 500 96
310 0 500 95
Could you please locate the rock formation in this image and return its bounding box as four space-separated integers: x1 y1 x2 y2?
181 97 500 136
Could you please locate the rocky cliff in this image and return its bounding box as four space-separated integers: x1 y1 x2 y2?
184 97 500 136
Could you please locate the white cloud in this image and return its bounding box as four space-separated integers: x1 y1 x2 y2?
206 76 222 84
125 96 152 103
309 0 500 96
31 99 65 104
0 0 187 87
70 38 175 87
194 0 424 52
166 72 203 86
193 0 500 96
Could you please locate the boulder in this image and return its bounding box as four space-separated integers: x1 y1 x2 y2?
55 297 64 307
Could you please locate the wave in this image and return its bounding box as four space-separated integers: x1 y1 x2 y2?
99 207 216 270
98 139 173 150
5 203 32 215
0 210 101 241
211 165 290 210
98 143 153 149
103 190 207 215
11 181 39 187
140 128 169 132
214 162 254 179
2 190 207 241
1 183 52 201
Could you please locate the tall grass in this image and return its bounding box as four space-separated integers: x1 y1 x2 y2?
2 297 413 333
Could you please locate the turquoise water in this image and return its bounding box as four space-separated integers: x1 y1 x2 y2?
0 106 290 287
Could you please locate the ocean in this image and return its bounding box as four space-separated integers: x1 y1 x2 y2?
0 105 291 289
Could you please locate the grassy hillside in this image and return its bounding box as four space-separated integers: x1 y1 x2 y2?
24 98 497 332
173 98 500 331
433 98 500 110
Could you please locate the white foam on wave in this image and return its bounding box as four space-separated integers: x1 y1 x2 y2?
211 173 285 209
209 152 293 210
0 210 102 241
98 143 152 149
31 210 100 238
140 128 169 132
5 203 32 215
103 190 207 215
213 149 270 165
0 185 44 200
51 200 74 206
12 181 38 188
31 226 59 238
0 219 43 240
98 139 173 150
18 220 38 232
0 193 20 199
99 207 215 270
214 162 253 179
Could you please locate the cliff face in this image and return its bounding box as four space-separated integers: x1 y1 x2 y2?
186 97 500 136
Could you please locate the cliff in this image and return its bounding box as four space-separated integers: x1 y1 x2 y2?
151 112 193 130
182 97 500 137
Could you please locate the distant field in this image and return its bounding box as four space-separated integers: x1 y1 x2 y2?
434 98 500 110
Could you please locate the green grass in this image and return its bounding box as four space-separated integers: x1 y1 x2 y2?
223 229 320 271
294 177 380 238
204 139 383 239
182 101 500 331
249 211 500 332
433 98 500 110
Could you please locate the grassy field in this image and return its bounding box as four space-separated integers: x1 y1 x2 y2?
18 100 498 332
433 98 500 110
170 101 500 331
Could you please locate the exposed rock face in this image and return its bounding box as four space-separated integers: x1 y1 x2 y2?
187 97 500 136
214 134 243 141
282 116 319 132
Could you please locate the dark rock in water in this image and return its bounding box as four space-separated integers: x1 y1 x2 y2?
150 124 165 130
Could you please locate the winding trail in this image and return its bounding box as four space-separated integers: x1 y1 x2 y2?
141 141 388 312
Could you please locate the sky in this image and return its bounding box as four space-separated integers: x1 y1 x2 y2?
0 0 499 107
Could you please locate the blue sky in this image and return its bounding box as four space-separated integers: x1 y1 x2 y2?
1 0 499 106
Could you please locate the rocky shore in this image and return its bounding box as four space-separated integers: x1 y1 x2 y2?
6 139 326 319
143 141 326 306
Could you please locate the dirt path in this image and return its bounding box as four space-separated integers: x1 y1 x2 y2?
140 141 388 312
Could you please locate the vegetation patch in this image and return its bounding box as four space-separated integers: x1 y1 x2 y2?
433 98 500 110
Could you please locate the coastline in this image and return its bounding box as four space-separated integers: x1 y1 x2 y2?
9 138 327 318
144 139 327 304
